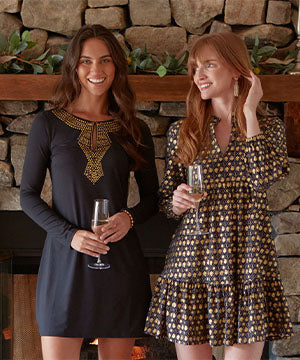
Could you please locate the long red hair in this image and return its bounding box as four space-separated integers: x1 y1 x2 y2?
177 32 252 165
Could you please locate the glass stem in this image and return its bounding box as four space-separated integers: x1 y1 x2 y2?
96 254 102 264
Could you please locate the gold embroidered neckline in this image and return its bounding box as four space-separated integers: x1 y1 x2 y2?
52 108 120 184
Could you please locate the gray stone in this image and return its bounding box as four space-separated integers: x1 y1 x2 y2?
286 296 300 323
188 35 201 53
155 159 165 184
258 102 282 117
21 0 86 36
85 7 126 29
136 112 169 136
0 186 20 210
209 20 232 34
22 29 48 60
0 138 9 160
170 0 224 34
0 12 22 38
275 358 300 360
129 0 171 26
113 32 129 54
10 134 27 186
159 102 186 117
288 0 298 8
135 101 159 112
127 172 139 208
268 163 300 211
267 1 292 25
288 205 300 211
125 26 187 58
0 101 38 115
88 0 128 6
272 324 300 356
7 114 36 135
0 123 3 135
45 35 70 56
235 24 294 47
0 0 21 12
43 102 55 111
41 171 52 207
289 157 300 164
0 161 13 187
278 258 300 295
225 0 267 25
275 234 300 256
153 137 167 158
271 212 300 234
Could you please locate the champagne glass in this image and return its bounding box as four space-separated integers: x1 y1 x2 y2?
88 199 111 270
187 165 209 235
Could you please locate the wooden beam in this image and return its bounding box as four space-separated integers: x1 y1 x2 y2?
284 102 300 158
0 74 300 101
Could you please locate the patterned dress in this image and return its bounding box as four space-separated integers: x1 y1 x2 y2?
144 115 293 346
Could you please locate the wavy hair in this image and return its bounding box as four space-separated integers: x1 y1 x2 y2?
177 32 252 165
52 24 145 170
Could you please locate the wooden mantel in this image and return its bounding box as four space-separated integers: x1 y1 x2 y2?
0 74 300 102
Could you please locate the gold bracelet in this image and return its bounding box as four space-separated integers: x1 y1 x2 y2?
122 209 134 228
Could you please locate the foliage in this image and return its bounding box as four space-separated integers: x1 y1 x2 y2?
125 46 188 77
250 36 298 75
0 30 66 74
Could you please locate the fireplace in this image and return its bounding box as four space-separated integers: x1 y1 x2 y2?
0 210 178 360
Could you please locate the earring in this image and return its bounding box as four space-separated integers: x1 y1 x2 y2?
234 77 239 97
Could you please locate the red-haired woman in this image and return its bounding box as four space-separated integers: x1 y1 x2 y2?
145 31 293 360
21 24 158 360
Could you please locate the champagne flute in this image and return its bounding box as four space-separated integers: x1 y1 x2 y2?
187 165 209 235
88 198 111 270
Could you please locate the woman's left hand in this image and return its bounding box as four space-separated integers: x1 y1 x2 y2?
243 70 263 115
99 212 132 244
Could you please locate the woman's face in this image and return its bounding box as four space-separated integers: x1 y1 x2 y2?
193 45 236 101
76 38 116 98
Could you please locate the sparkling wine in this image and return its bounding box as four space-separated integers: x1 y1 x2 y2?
190 185 204 203
91 219 109 235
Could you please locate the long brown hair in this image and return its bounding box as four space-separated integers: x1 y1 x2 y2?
177 32 252 165
52 24 145 169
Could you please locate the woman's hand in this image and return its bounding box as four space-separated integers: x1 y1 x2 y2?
99 212 132 244
243 71 263 137
172 183 207 216
243 70 263 115
71 230 110 257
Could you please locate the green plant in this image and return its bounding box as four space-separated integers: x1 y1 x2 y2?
126 46 188 77
250 36 298 75
0 30 66 74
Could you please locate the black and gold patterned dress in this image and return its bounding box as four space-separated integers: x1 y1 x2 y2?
20 109 158 337
144 115 293 346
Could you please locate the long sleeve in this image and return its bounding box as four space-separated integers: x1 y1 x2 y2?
158 121 186 220
20 112 78 246
244 117 290 192
124 121 159 224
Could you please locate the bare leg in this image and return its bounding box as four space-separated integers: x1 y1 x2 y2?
175 343 212 360
224 342 265 360
98 338 135 360
41 336 83 360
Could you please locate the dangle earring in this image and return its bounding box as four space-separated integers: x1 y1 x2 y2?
234 77 239 97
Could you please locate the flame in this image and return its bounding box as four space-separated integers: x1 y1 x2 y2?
89 340 148 359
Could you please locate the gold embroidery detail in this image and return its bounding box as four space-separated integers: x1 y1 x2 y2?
52 109 120 184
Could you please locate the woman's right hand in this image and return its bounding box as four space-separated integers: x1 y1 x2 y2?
71 230 110 257
172 183 200 216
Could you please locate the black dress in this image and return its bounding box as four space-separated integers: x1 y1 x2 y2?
20 109 158 338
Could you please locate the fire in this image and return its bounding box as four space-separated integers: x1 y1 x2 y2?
89 340 148 359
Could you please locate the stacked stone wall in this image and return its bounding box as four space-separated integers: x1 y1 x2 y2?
0 0 299 358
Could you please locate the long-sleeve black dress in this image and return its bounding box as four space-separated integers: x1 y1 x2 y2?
145 116 293 346
20 108 158 338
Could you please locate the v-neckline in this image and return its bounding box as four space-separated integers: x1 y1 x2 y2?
211 116 235 157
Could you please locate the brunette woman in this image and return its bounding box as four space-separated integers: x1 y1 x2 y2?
145 32 293 360
20 24 158 360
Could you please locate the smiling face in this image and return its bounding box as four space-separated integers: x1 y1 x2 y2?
76 38 115 99
193 45 237 102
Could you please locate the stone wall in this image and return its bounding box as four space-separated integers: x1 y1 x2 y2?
0 0 300 359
